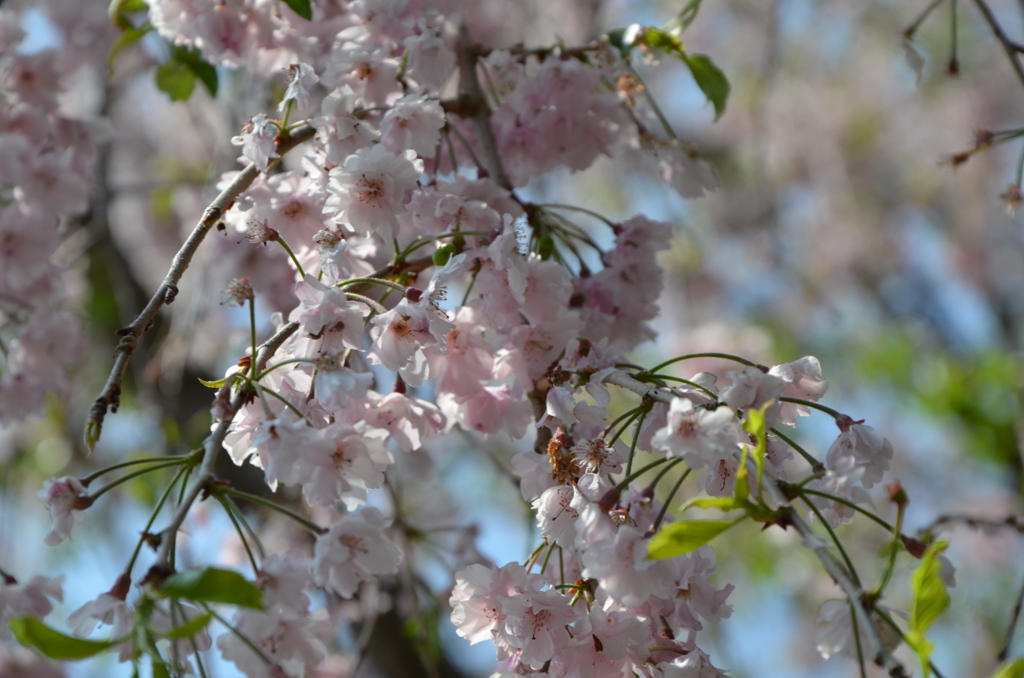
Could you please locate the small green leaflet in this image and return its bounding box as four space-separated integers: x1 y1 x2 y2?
647 519 742 560
741 402 770 499
161 612 212 639
198 376 229 388
279 0 312 20
108 22 153 71
155 46 218 102
907 541 950 677
161 567 263 609
9 618 118 661
988 659 1024 678
682 54 730 122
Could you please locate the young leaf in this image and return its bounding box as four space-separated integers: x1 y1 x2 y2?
742 402 770 496
682 54 730 122
670 0 704 32
173 47 218 97
198 376 229 388
160 612 212 640
108 22 152 71
155 60 196 102
279 0 312 20
9 617 118 661
647 519 742 560
988 659 1024 678
682 496 750 512
161 568 263 609
908 541 950 676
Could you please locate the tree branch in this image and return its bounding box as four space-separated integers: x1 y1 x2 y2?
86 125 316 450
604 370 911 678
145 321 300 583
454 25 513 190
973 0 1024 90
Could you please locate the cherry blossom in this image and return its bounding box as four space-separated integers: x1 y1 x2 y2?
38 477 91 546
311 507 401 597
324 145 422 241
231 114 279 171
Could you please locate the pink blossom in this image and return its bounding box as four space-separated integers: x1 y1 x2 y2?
450 563 546 646
825 418 893 489
381 95 446 157
311 507 401 598
0 574 64 628
769 356 829 426
650 398 742 469
280 63 319 112
290 275 367 352
231 114 279 171
293 423 391 509
363 391 446 452
497 588 579 669
312 86 379 166
532 485 578 548
38 476 91 546
324 144 422 241
218 607 328 678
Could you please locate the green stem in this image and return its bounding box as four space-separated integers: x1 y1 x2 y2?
216 494 259 577
540 542 557 574
613 457 671 494
647 457 685 492
608 408 644 447
874 501 906 597
779 396 843 420
90 460 185 501
223 494 266 558
255 357 316 381
223 487 325 535
769 427 820 468
625 409 651 477
800 489 896 532
601 405 644 439
124 465 189 577
850 599 868 678
336 277 408 294
276 236 306 278
905 0 947 37
249 298 258 380
538 203 616 227
627 61 678 141
344 292 387 315
279 99 294 132
82 456 186 486
202 603 273 666
800 496 862 586
645 374 718 399
651 468 692 533
256 383 309 423
648 352 756 375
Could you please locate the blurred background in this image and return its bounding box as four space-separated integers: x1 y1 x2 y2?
3 0 1024 676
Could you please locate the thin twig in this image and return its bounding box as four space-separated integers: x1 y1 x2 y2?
454 24 513 189
86 125 316 449
604 370 911 678
144 322 299 583
973 0 1024 89
999 573 1024 661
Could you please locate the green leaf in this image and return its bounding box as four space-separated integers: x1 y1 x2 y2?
155 60 196 102
9 618 118 661
640 27 682 54
161 568 263 609
198 376 229 388
279 0 312 20
988 659 1024 678
909 541 950 677
682 496 749 512
173 46 218 97
647 519 742 560
160 613 212 640
742 402 770 497
108 0 148 16
151 654 172 678
670 0 704 32
682 54 730 122
108 22 152 71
